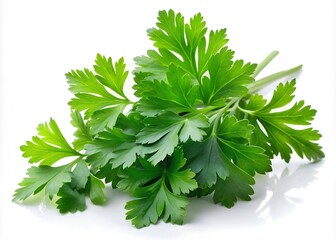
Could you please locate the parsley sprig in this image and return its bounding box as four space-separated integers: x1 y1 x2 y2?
14 9 324 228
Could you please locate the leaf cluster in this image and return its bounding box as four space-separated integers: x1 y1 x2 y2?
14 10 324 228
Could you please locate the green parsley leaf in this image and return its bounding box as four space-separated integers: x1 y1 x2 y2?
95 163 121 188
197 29 228 77
85 127 151 169
66 54 131 134
84 138 117 169
185 116 270 188
200 47 256 105
72 159 90 189
242 80 324 162
135 64 200 115
213 164 255 208
56 184 86 213
135 10 228 81
137 10 206 79
20 118 80 166
124 148 197 228
13 164 72 201
94 54 128 99
185 136 257 207
164 147 198 194
184 136 227 188
70 110 92 151
217 116 272 176
117 158 162 193
184 115 271 206
88 175 106 205
136 112 209 165
136 113 188 144
126 179 189 228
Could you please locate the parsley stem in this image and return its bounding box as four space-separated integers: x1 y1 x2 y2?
252 51 279 78
237 105 255 115
248 64 302 94
211 98 237 134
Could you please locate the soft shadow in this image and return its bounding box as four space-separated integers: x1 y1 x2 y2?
185 160 322 227
255 160 320 221
14 191 46 205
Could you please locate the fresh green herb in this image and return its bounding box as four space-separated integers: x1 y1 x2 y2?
13 9 324 228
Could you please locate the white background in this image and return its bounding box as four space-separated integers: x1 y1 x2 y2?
0 0 335 239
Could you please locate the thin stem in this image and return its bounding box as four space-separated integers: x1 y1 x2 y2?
211 98 237 135
248 64 302 94
237 104 256 115
228 99 241 114
252 51 279 78
183 105 218 119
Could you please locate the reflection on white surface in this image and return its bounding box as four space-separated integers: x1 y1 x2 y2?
255 162 319 221
185 159 321 227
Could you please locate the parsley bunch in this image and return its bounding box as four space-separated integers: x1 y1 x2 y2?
14 10 324 228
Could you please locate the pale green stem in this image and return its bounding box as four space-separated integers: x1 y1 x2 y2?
252 51 279 78
210 98 237 135
248 64 303 94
